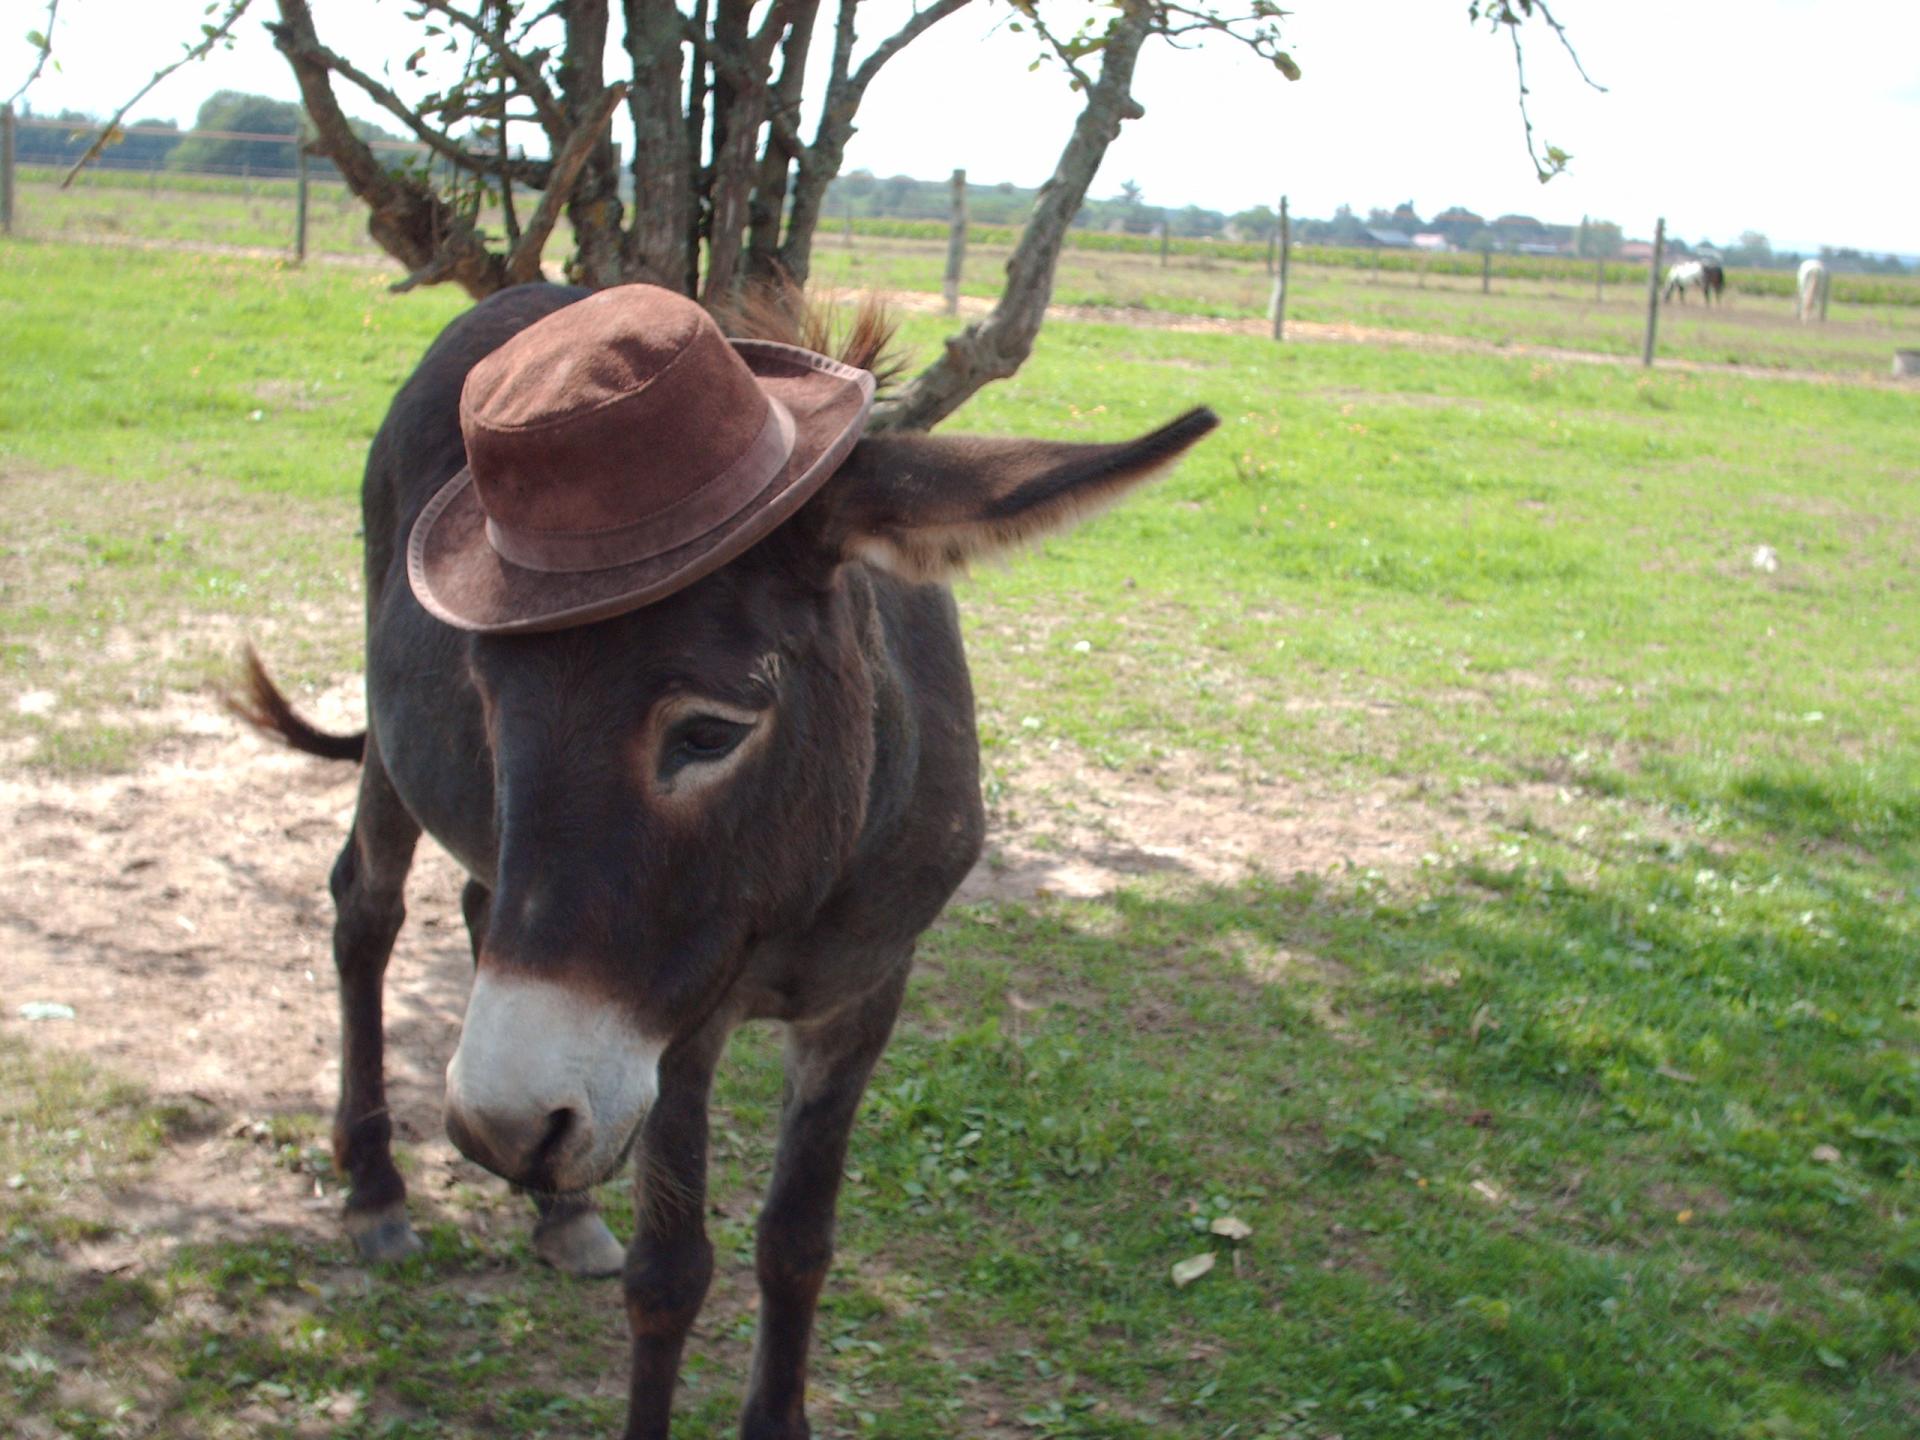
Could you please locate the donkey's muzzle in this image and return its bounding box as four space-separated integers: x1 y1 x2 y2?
444 972 662 1193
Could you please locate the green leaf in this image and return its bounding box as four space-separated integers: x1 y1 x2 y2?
26 28 47 48
1274 51 1301 81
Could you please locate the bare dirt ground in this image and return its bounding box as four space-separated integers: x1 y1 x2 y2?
0 675 1539 1255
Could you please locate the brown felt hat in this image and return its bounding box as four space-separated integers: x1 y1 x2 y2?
409 283 876 634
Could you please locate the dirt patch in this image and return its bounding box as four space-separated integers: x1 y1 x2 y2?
0 684 1554 1262
960 742 1549 904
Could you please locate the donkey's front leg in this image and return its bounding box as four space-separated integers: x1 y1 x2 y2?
329 745 423 1262
623 1023 728 1440
741 966 910 1440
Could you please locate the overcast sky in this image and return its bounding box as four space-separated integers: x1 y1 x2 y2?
12 1 1917 255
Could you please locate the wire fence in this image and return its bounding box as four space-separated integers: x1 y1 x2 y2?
4 107 1915 378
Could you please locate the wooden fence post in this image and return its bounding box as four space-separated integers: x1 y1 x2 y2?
942 167 966 315
1642 216 1665 367
1159 212 1169 268
843 194 854 248
1269 194 1290 342
1594 257 1603 303
1481 249 1491 295
1 105 15 236
293 123 309 262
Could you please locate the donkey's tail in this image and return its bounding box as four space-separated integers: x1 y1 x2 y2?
223 645 366 763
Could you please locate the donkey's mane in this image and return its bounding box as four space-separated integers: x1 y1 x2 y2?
716 282 906 394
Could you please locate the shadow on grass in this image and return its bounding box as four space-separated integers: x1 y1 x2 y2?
6 818 1918 1439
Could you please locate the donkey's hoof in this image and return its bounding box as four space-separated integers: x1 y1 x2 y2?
533 1208 625 1278
345 1205 424 1264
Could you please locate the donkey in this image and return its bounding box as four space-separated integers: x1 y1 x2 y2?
233 281 1217 1439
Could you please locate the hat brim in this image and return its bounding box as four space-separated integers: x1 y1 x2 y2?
408 341 875 635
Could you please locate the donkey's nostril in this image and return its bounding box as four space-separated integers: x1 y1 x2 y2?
535 1107 581 1167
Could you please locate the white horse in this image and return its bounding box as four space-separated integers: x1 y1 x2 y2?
1796 258 1830 322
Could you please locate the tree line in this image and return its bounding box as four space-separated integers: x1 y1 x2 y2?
11 91 406 179
826 173 1910 274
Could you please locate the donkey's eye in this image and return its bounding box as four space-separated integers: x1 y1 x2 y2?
659 715 754 781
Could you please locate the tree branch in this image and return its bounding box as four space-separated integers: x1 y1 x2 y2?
60 0 255 187
781 0 974 283
274 15 551 184
681 19 804 158
876 0 1154 431
1472 0 1603 181
850 0 975 93
416 0 568 135
503 79 626 283
1506 17 1563 182
5 0 59 109
272 0 506 297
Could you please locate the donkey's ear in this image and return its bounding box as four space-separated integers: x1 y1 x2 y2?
812 407 1220 582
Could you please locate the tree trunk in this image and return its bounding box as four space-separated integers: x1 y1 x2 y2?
622 0 696 292
701 0 765 301
780 0 972 286
874 1 1153 431
556 0 625 287
745 0 818 283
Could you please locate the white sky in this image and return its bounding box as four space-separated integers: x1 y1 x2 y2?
12 0 1918 255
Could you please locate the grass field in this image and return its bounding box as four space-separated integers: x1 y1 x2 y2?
3 241 1919 1438
16 167 1920 378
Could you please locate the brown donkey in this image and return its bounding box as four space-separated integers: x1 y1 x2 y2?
235 282 1216 1439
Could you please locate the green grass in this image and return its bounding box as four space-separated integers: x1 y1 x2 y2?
809 235 1920 377
14 173 1919 375
3 239 1918 1435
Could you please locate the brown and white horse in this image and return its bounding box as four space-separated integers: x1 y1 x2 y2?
233 283 1216 1439
1663 259 1725 304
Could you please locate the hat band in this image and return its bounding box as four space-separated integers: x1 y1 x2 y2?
482 398 797 575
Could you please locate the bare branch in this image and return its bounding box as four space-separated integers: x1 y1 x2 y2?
503 79 626 284
1471 0 1603 180
1506 18 1564 183
272 0 506 297
783 0 973 282
876 0 1155 431
5 0 59 109
274 18 550 184
1527 0 1605 91
415 0 568 134
681 20 804 158
849 0 975 94
60 0 256 187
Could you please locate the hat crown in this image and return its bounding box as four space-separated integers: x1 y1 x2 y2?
459 285 778 536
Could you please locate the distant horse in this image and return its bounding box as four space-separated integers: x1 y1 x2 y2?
1796 258 1830 322
1663 260 1725 304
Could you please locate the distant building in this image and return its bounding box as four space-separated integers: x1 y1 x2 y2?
1620 240 1656 261
1361 227 1414 248
1412 232 1452 252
